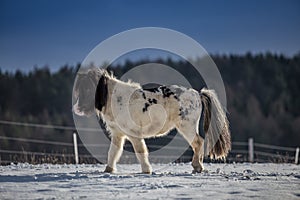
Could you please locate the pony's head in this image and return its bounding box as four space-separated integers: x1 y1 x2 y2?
73 68 107 117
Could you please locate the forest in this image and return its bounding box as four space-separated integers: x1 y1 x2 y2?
0 52 299 163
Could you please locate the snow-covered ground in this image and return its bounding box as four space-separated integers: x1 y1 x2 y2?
0 163 299 199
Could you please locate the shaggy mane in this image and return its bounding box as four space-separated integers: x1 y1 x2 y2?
99 68 142 89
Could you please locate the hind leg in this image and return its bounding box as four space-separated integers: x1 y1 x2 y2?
128 136 152 174
190 134 204 173
105 132 126 173
176 121 204 173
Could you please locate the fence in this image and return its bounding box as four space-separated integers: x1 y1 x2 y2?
0 120 299 165
229 138 299 164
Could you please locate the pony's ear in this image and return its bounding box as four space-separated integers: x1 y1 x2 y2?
95 75 108 111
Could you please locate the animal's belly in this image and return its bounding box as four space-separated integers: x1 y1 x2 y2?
141 120 175 138
128 102 179 137
103 96 180 138
104 109 177 139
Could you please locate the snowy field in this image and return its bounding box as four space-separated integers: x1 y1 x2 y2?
0 163 299 199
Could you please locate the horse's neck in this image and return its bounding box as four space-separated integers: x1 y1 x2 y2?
103 78 139 115
108 78 140 92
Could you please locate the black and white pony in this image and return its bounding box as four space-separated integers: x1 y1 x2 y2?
73 68 231 174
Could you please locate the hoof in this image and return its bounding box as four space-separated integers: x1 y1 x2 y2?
192 169 202 174
192 166 203 174
141 165 152 174
142 171 152 174
104 166 114 173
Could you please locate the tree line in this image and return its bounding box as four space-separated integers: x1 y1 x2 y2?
0 53 299 158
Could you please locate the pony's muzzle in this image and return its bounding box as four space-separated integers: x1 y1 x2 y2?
73 100 85 116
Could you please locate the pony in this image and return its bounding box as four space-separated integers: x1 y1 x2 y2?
73 68 231 174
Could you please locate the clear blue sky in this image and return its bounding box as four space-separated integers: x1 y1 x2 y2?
0 0 299 71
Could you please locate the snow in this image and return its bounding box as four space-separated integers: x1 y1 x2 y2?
0 163 299 199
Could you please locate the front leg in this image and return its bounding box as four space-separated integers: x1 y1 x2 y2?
105 133 126 173
128 136 152 174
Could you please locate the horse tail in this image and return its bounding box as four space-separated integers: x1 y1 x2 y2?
200 88 231 159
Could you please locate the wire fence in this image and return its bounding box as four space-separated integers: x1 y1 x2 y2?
0 120 299 165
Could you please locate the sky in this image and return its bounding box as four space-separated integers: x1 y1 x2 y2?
0 0 299 71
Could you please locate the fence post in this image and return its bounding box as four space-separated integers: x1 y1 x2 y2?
248 138 254 162
73 132 79 164
295 147 299 165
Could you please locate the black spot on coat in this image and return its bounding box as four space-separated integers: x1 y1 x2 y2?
161 86 175 98
143 87 160 93
148 98 158 104
142 103 150 112
179 107 189 120
142 83 162 93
